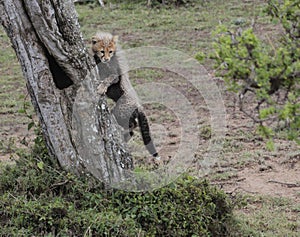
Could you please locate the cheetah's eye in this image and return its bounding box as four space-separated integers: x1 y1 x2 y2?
100 50 105 54
92 40 97 44
109 51 113 54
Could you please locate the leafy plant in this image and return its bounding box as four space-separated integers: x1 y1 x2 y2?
210 0 300 145
0 130 236 236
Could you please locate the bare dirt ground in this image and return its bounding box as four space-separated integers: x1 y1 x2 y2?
215 92 300 202
0 123 32 162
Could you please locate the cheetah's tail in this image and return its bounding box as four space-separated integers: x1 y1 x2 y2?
137 109 159 158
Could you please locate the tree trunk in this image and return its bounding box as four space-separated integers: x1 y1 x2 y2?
0 0 133 186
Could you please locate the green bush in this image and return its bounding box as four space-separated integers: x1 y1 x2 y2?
210 0 300 146
0 133 235 236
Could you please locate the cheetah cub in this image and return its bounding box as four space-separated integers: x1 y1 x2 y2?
91 32 161 161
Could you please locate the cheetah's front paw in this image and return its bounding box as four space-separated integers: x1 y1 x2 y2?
97 83 107 95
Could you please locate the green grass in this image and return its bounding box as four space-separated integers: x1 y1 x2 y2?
234 195 300 236
0 32 32 156
77 0 267 54
0 33 28 121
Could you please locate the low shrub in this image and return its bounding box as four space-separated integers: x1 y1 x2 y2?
0 135 235 236
210 0 300 147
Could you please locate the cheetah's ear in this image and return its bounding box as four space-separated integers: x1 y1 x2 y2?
91 36 98 44
112 35 118 43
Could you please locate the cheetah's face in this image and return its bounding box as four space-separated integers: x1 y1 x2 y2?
91 35 118 63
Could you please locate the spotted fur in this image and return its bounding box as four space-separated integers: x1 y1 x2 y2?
92 32 159 159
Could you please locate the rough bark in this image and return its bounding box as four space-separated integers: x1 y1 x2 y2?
0 0 132 185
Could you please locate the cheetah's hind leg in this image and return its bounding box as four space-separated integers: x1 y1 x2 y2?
121 110 138 142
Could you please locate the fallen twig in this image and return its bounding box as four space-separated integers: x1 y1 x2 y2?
267 180 300 188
